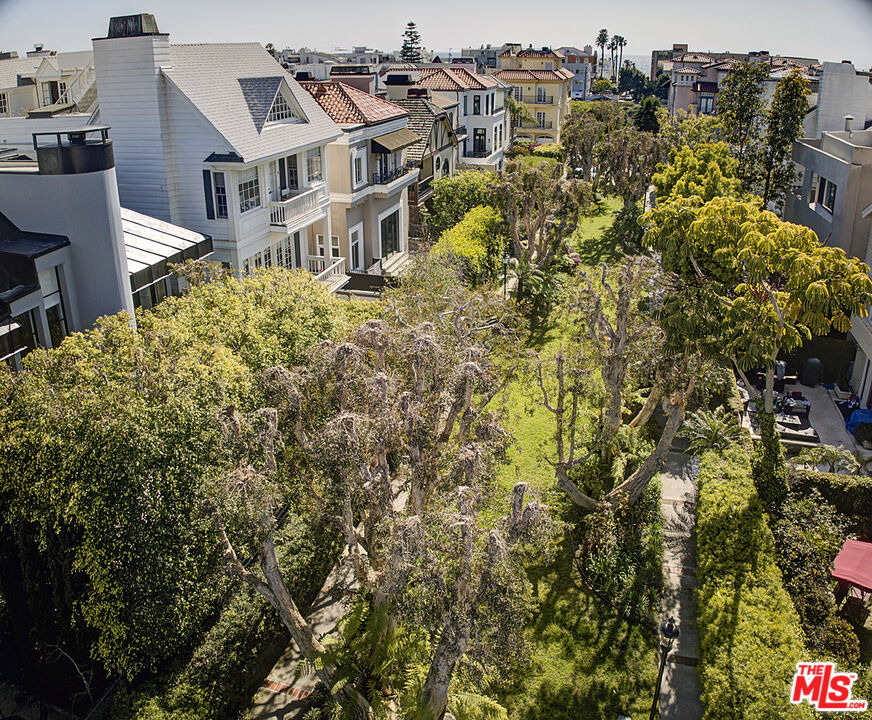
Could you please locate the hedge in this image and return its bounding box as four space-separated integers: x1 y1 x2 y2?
696 447 812 720
788 469 872 524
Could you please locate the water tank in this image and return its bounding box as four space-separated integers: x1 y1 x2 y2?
801 357 824 387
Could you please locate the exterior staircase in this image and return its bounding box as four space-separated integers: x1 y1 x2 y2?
76 83 99 114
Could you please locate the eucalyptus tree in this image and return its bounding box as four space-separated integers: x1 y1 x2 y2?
716 62 769 188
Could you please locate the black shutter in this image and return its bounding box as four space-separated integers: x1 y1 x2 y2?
279 158 287 191
202 169 215 220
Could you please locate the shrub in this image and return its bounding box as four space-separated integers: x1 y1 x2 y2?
680 406 744 455
788 469 872 523
532 143 564 161
696 447 811 720
425 170 499 230
854 422 872 448
431 205 506 284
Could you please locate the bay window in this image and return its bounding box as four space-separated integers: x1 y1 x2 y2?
237 167 261 213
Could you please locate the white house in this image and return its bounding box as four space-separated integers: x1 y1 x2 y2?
92 14 349 288
556 46 596 100
412 67 510 171
0 50 97 118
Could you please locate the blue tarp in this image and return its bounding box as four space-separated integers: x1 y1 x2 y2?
846 409 872 434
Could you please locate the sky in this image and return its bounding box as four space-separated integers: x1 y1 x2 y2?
1 0 871 70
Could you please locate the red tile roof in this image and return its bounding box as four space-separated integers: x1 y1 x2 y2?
302 81 407 125
516 48 564 59
676 52 714 64
415 66 500 91
673 67 701 74
493 68 573 82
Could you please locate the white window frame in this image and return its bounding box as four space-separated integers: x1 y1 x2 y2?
377 200 403 259
237 167 261 214
307 147 323 183
212 171 228 218
348 222 364 272
352 147 367 189
0 92 7 116
267 92 296 123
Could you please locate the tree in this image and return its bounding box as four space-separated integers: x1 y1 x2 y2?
761 69 810 210
614 35 626 78
652 141 743 203
608 38 618 82
660 108 722 150
634 96 660 133
595 29 609 78
680 407 744 455
265 42 275 57
594 126 669 207
619 63 648 101
493 160 594 306
560 111 602 181
505 94 534 143
648 71 671 101
716 62 770 188
424 169 498 230
431 205 506 284
400 22 422 64
591 77 615 94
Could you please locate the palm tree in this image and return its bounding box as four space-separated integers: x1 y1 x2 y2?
792 445 861 474
596 29 608 79
614 35 626 80
505 95 533 143
608 38 618 82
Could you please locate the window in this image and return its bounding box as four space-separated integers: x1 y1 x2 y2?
39 266 68 347
380 209 400 258
463 95 468 115
473 95 481 115
41 82 54 106
0 93 7 116
238 167 261 213
354 155 363 185
435 156 441 171
545 61 553 70
536 87 547 102
817 177 837 213
700 96 714 114
58 81 67 102
349 224 363 271
473 128 486 155
286 154 299 191
267 92 296 122
307 148 322 182
213 172 228 218
536 111 546 127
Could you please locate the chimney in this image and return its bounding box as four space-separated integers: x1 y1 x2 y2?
844 114 854 134
92 14 173 221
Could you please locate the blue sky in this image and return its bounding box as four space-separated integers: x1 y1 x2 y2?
1 0 871 69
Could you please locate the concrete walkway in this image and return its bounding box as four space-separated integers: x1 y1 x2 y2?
249 557 358 720
658 452 702 720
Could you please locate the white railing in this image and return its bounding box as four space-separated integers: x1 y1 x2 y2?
311 256 346 283
56 62 96 106
269 186 323 227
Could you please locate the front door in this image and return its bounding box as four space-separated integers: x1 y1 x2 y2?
268 160 281 201
380 210 400 259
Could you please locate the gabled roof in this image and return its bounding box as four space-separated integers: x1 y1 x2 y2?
673 67 701 74
675 53 714 64
416 66 500 91
303 81 407 126
0 56 41 89
492 68 573 82
238 76 285 132
390 98 454 164
163 43 341 162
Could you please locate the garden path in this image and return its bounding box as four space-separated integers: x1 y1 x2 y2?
658 452 703 720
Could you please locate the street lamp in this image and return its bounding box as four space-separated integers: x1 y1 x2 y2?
502 252 510 299
649 616 680 720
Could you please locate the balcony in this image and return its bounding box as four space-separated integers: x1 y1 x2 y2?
465 148 492 159
519 120 553 130
371 164 415 186
455 125 468 141
307 256 348 292
269 185 325 229
531 95 554 104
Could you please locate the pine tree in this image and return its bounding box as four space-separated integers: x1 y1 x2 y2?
401 21 422 64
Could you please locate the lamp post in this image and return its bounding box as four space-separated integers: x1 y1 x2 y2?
649 616 680 720
502 252 510 299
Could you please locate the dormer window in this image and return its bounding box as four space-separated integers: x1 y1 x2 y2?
267 93 295 122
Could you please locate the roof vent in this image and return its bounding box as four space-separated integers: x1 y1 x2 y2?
845 114 854 132
106 14 161 39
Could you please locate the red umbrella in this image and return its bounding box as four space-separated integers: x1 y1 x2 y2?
831 539 872 593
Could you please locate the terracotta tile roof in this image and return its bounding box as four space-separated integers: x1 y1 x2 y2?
302 81 407 126
493 68 573 82
415 66 500 91
673 67 701 74
676 53 714 64
517 48 564 59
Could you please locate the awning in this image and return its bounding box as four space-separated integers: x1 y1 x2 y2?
372 128 420 153
832 539 872 593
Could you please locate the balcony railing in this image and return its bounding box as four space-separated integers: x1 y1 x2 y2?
418 175 433 197
371 165 414 186
531 95 554 104
520 120 553 129
269 186 324 227
455 125 468 140
465 148 491 158
311 256 346 283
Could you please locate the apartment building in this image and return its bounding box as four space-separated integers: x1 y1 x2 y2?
805 61 872 138
493 46 573 143
92 14 352 289
413 67 510 170
0 126 211 369
303 81 418 276
556 46 596 100
784 126 872 403
0 49 97 118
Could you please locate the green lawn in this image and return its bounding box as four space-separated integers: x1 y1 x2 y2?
486 310 659 720
570 195 624 266
517 154 560 168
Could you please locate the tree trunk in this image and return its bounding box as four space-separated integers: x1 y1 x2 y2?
764 366 775 414
419 621 469 720
629 383 661 428
601 357 625 463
